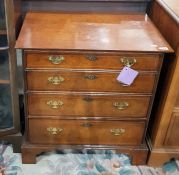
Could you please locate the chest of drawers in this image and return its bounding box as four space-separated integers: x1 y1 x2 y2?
16 12 172 164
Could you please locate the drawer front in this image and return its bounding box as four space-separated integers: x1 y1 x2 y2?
28 119 145 145
25 53 161 71
26 71 156 93
27 93 150 118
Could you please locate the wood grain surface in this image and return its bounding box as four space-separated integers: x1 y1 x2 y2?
28 118 145 145
25 51 162 71
26 70 156 93
27 93 151 118
16 12 173 52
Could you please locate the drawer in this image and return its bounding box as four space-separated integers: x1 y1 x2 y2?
28 118 145 145
25 52 161 71
27 93 150 118
26 70 156 93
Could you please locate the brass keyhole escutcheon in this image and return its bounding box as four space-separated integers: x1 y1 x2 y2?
83 96 93 102
81 123 93 127
86 55 97 61
85 74 97 80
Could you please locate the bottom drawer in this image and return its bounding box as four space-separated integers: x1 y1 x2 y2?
28 118 145 145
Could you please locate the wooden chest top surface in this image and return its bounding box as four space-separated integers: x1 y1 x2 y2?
16 12 172 52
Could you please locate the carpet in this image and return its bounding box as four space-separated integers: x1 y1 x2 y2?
0 144 179 175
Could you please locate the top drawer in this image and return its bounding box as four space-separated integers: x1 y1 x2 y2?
25 52 161 71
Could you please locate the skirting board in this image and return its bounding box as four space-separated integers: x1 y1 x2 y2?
148 148 179 167
147 138 179 167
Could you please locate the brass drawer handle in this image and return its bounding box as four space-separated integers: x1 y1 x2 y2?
47 127 63 135
47 100 64 109
48 55 65 64
81 123 93 127
113 102 129 110
86 55 97 61
110 128 125 136
48 76 64 85
120 58 136 67
85 74 97 80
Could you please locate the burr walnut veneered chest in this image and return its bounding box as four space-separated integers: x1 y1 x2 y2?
16 12 172 164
